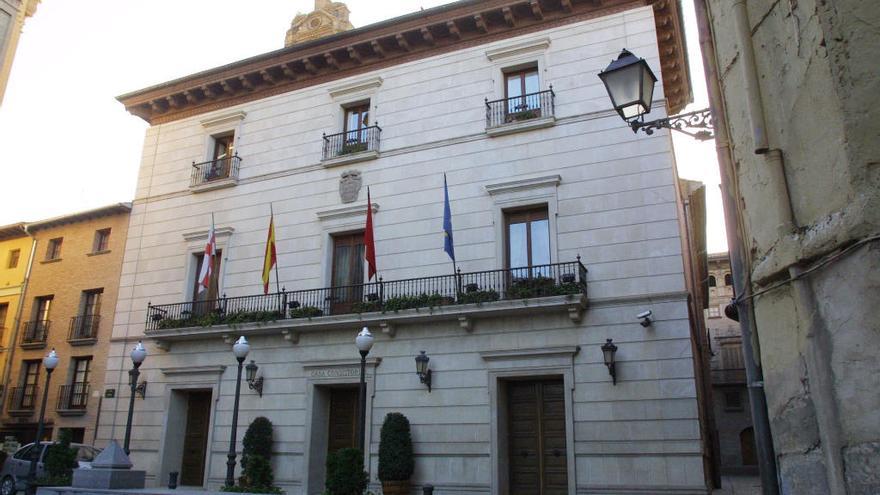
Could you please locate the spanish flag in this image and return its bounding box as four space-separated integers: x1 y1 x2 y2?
262 214 277 294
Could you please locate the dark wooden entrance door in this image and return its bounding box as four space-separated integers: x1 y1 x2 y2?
180 391 212 486
508 379 568 494
330 233 365 315
327 388 358 454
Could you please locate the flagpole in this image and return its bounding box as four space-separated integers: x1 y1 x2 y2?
270 203 280 294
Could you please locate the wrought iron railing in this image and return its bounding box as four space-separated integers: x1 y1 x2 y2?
147 260 587 332
58 383 89 410
322 125 381 160
8 385 37 411
68 314 99 341
486 87 555 128
20 320 49 346
191 155 241 187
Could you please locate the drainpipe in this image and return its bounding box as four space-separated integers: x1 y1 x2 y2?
693 1 780 493
733 0 796 232
732 0 768 155
0 236 38 410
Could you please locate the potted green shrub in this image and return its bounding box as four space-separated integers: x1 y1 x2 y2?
325 448 368 495
222 416 281 493
378 413 414 495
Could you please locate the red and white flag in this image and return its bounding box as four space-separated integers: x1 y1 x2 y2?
364 188 377 281
197 217 217 293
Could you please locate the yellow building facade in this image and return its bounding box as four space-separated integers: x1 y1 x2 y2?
0 204 130 445
0 224 33 380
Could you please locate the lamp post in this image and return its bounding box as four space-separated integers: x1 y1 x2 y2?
598 49 714 141
354 327 374 453
124 341 147 455
226 336 250 487
26 349 59 495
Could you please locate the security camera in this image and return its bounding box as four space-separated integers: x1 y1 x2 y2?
637 310 653 327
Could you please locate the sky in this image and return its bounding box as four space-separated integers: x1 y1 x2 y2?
0 0 727 253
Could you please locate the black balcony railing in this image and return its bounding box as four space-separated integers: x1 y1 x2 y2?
58 383 89 410
8 385 38 411
191 155 241 187
322 125 381 160
69 314 99 341
20 320 49 346
147 260 588 331
486 88 555 128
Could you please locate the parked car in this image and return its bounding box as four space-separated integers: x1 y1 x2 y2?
0 442 100 495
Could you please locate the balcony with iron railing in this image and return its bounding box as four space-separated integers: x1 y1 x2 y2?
190 155 241 190
486 88 555 136
7 385 37 416
57 383 89 415
146 260 588 346
321 125 382 166
20 320 49 349
68 314 99 345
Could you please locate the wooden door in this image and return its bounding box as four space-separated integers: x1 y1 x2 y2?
508 379 568 494
327 388 358 454
330 233 365 315
180 391 212 486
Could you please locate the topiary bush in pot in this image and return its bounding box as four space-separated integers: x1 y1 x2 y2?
325 448 368 495
223 416 281 493
377 413 414 495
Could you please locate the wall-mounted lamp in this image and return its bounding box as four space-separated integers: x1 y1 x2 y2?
415 351 432 392
245 360 263 397
601 339 618 385
134 380 148 399
637 310 653 328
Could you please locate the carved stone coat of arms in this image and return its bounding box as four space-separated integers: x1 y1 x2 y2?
339 170 362 203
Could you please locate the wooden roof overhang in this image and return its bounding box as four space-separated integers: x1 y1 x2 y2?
118 0 690 125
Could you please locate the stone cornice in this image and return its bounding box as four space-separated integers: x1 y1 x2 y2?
118 0 690 124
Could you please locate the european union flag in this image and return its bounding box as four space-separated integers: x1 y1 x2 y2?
443 174 455 262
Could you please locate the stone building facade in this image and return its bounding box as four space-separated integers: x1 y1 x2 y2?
0 204 130 444
705 253 755 474
695 0 880 493
0 0 39 105
107 1 713 494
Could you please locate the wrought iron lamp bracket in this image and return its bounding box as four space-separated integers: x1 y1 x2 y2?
629 108 714 141
135 380 147 399
248 376 264 397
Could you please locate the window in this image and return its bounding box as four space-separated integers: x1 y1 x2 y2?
191 249 222 315
505 206 550 273
0 303 7 330
32 295 52 323
343 102 370 149
92 229 111 253
72 289 102 340
708 275 716 287
330 232 365 314
205 133 235 182
20 360 41 409
7 249 20 268
505 67 539 103
721 342 744 370
45 238 62 261
724 390 743 411
213 133 235 161
69 357 92 408
724 273 733 286
80 289 103 317
708 307 721 318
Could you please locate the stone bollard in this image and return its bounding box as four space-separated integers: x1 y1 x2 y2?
168 471 179 489
423 483 434 494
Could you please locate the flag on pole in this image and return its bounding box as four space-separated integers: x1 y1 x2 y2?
443 174 455 262
197 216 216 293
261 213 277 294
364 188 377 281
